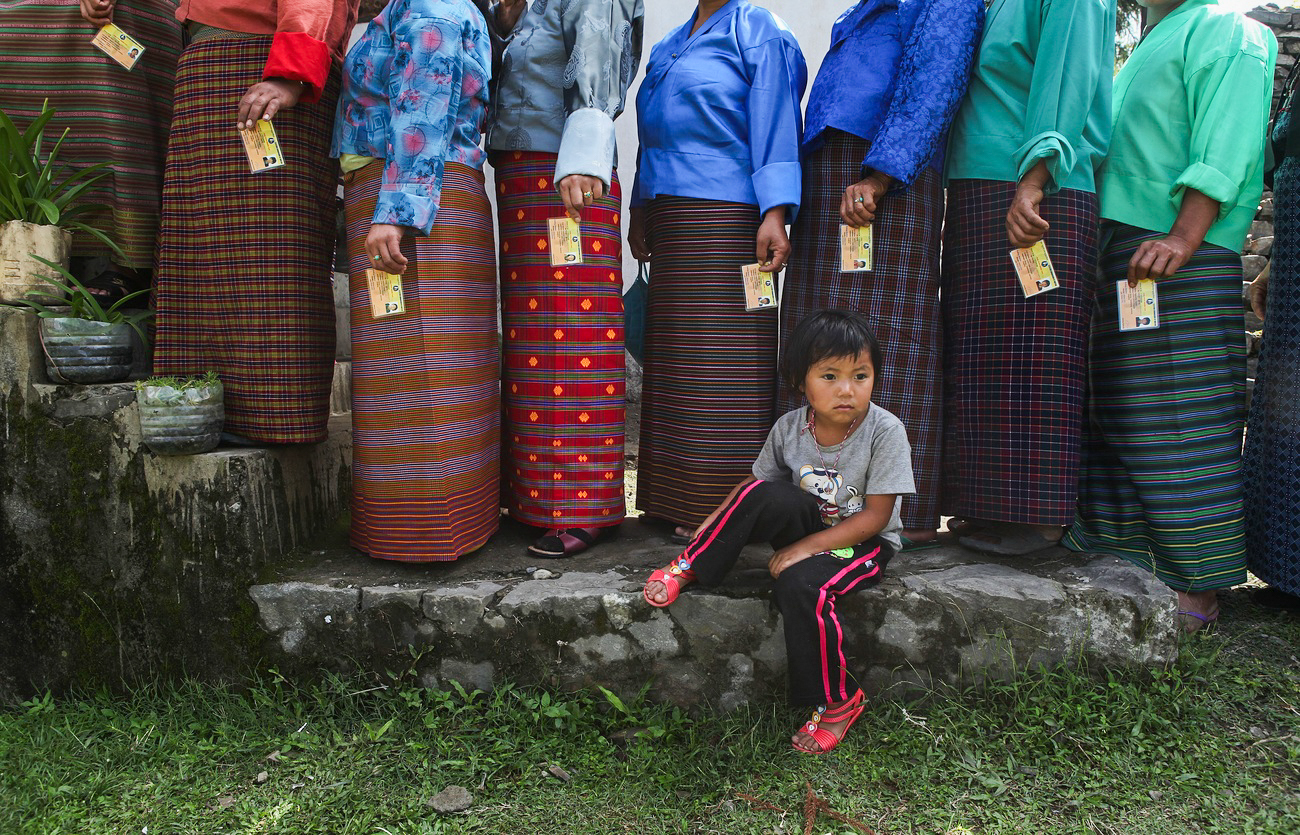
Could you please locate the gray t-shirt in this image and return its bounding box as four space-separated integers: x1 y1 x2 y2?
752 405 916 551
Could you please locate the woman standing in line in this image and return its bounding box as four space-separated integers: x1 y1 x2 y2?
629 0 806 541
779 0 983 550
1065 0 1276 631
334 0 497 562
489 0 643 559
940 0 1115 556
151 0 357 445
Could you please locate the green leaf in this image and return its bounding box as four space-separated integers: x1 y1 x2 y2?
33 198 58 224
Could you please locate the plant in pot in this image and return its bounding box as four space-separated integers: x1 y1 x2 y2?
0 100 123 303
135 371 224 455
7 255 151 383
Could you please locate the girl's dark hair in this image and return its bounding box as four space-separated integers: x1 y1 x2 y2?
780 309 882 393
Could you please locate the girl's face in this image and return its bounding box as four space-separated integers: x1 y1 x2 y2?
802 352 875 431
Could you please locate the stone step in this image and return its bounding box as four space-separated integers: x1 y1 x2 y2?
248 519 1178 710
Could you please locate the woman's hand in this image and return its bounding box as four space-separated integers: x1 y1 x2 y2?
756 207 790 273
1006 181 1050 248
557 174 604 221
628 206 651 261
79 0 113 26
366 224 410 275
237 79 304 130
1249 263 1269 321
769 543 815 579
1127 234 1197 285
496 0 527 32
839 173 891 227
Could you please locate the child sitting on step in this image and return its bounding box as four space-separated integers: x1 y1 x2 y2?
642 309 915 754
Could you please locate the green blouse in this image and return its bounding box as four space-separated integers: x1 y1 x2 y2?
1100 0 1277 253
945 0 1116 194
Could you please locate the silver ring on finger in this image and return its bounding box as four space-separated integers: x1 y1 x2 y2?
373 255 381 262
853 196 865 204
583 191 593 199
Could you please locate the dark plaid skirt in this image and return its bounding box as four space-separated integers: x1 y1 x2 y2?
939 179 1098 525
152 36 339 444
780 132 944 529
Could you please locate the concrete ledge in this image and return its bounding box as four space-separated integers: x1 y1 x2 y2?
249 520 1178 709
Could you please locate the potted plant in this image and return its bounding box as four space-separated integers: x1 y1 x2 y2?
135 371 224 455
0 101 122 303
7 255 150 383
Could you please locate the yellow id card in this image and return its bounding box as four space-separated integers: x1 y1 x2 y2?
839 224 872 272
1117 279 1160 331
239 120 285 173
740 263 777 311
547 217 582 266
366 269 405 318
91 23 145 71
1010 240 1060 297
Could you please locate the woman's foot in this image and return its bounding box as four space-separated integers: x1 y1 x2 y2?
1176 590 1220 633
672 525 695 545
958 522 1063 556
643 557 696 607
900 528 940 551
526 526 611 559
791 689 866 755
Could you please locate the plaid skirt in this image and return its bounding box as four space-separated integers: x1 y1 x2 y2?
1064 224 1247 592
939 180 1098 525
781 131 944 530
0 0 180 267
344 161 499 562
637 197 776 526
152 36 338 444
494 151 625 529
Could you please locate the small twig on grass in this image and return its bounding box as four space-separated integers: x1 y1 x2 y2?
344 685 389 697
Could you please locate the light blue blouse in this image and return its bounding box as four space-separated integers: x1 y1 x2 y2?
630 0 806 217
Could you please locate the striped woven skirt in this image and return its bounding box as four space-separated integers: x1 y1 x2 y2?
343 161 499 562
153 35 338 444
939 180 1098 525
637 197 776 527
1063 223 1247 592
0 0 180 268
494 151 625 529
780 132 944 530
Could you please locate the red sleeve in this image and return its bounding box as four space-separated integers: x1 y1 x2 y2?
262 0 338 101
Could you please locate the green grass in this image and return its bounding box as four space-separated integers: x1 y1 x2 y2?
2 602 1297 834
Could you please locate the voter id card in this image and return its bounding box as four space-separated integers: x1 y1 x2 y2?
740 263 777 311
366 268 405 318
547 217 582 266
91 23 145 71
1117 279 1160 331
839 224 872 272
1011 240 1060 297
239 120 285 173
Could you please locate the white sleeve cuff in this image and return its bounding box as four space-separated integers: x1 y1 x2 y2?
554 108 616 187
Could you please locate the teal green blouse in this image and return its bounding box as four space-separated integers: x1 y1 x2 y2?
945 0 1115 194
1100 0 1277 253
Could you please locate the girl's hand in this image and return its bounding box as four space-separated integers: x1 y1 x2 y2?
769 543 816 579
756 208 790 273
1127 234 1196 285
557 174 603 221
839 173 890 227
366 224 409 275
80 0 113 26
237 79 304 130
1249 263 1269 321
628 206 651 261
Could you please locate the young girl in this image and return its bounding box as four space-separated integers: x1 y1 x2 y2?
643 309 915 754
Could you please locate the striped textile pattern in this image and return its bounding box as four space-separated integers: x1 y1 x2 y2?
636 196 776 527
152 36 338 444
343 160 499 562
0 0 180 268
780 131 944 530
1063 223 1247 592
494 151 625 529
939 179 1098 525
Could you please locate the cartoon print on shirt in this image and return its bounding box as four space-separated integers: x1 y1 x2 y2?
840 485 864 519
798 464 844 522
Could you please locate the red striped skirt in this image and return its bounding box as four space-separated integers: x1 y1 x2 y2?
939 179 1099 525
152 36 338 444
343 161 499 562
494 151 625 529
781 132 944 530
637 197 775 527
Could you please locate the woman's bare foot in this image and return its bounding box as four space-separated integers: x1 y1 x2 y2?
902 528 937 544
1176 590 1219 633
790 690 865 754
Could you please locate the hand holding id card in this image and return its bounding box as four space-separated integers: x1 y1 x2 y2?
1010 240 1060 297
239 120 285 173
1117 279 1159 331
547 217 582 266
91 23 145 71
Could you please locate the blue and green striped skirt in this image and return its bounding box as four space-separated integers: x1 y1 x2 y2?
1063 223 1247 592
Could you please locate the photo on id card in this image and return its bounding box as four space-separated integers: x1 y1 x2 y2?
1010 240 1059 297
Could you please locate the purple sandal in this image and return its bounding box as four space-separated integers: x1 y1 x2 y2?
527 527 606 559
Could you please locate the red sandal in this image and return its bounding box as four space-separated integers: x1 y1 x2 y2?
793 689 865 755
643 556 696 608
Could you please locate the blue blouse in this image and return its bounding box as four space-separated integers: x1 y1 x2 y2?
631 0 806 217
802 0 983 189
331 0 492 236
